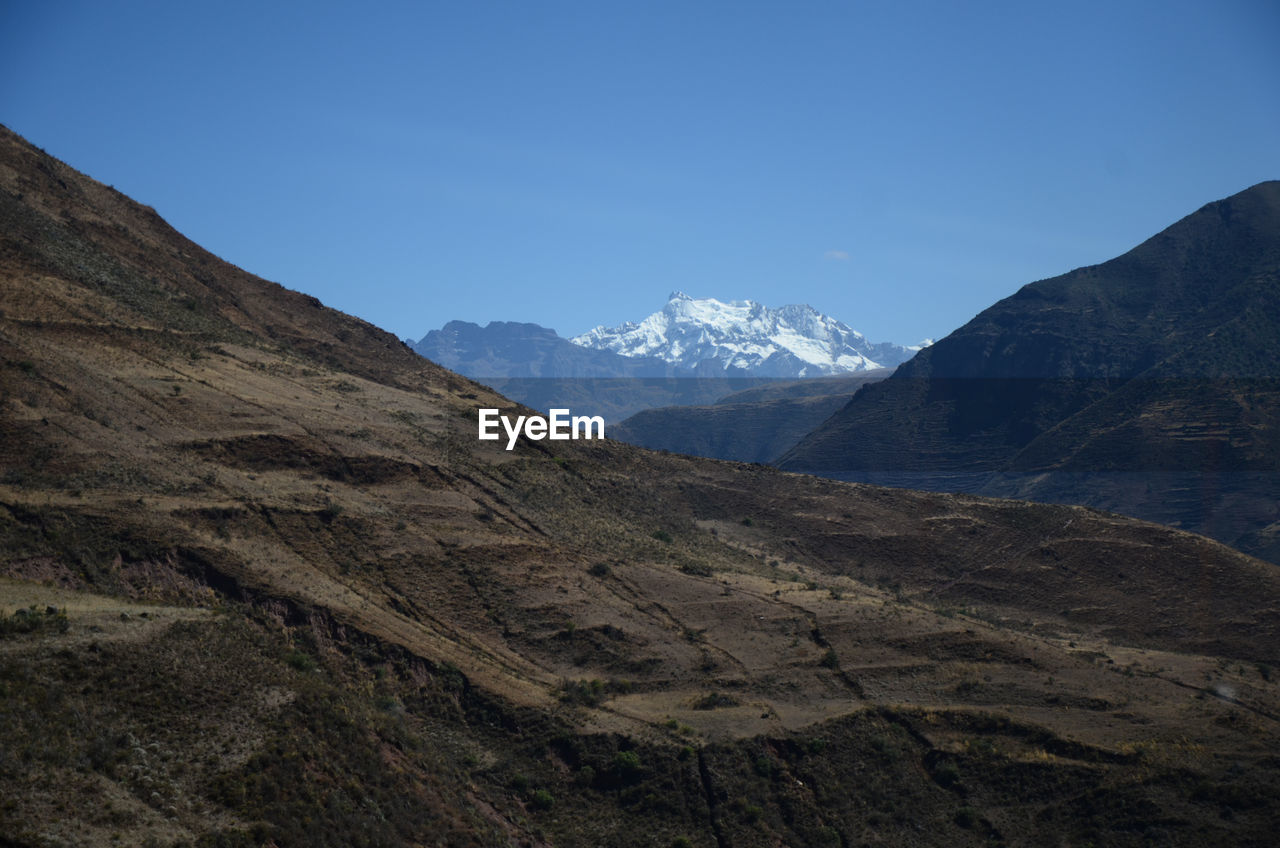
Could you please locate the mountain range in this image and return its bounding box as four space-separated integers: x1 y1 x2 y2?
572 291 921 377
411 296 918 421
3 125 1280 845
409 319 772 422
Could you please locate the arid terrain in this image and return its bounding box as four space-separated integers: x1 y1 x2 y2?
3 125 1279 846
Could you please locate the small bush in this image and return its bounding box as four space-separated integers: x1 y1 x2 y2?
559 678 605 705
0 605 69 636
588 562 611 577
530 788 554 810
652 530 674 544
284 650 316 672
934 760 961 788
954 806 978 828
611 749 643 785
559 677 633 706
692 692 738 710
753 755 778 778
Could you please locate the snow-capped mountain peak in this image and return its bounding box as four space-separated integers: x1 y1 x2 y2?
570 293 919 378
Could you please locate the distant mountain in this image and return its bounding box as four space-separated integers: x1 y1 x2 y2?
780 181 1280 563
410 319 678 379
410 303 918 422
409 320 775 421
571 291 922 378
612 371 891 463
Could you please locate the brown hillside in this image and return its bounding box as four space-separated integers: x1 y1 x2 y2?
3 125 1279 846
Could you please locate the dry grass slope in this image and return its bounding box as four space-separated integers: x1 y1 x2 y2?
2 125 1279 846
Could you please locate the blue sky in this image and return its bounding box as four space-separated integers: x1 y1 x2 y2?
3 1 1278 346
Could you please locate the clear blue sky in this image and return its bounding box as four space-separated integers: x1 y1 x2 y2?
3 1 1278 346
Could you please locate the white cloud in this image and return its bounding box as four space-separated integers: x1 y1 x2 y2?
824 250 850 261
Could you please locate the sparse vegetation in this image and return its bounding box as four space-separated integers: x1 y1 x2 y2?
691 692 739 710
1 131 1279 846
530 788 554 810
0 605 68 636
558 678 632 706
284 649 317 672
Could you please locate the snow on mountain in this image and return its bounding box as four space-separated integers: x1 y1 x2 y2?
570 292 921 378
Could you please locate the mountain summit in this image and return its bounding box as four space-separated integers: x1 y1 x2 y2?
570 292 920 377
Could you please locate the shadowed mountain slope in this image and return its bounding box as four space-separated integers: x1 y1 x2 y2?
780 182 1280 562
612 371 891 463
3 127 1280 845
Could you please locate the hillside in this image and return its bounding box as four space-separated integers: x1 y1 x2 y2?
780 182 1280 563
612 371 891 463
3 126 1280 846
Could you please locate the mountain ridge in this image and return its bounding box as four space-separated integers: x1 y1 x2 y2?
571 291 922 377
780 180 1280 562
407 307 913 422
